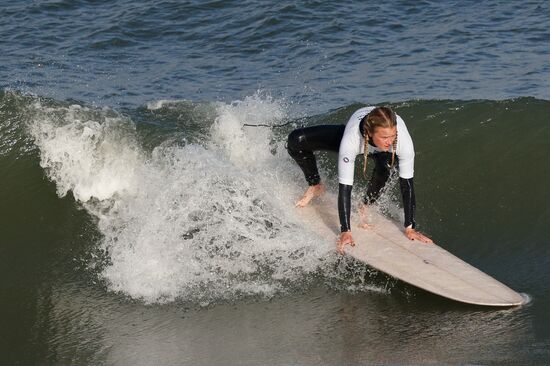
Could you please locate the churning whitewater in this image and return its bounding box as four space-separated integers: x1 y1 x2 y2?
27 95 345 304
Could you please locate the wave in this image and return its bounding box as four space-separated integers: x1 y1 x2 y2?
2 90 549 304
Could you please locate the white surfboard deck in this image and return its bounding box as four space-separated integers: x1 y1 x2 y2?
296 193 526 307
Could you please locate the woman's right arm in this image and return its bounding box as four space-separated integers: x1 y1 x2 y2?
337 183 355 253
338 183 353 232
337 113 365 253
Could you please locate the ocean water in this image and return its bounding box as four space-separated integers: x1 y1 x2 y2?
1 1 549 365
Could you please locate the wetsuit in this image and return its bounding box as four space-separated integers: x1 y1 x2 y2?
287 106 417 233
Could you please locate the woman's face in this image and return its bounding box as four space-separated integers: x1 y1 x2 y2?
370 126 397 151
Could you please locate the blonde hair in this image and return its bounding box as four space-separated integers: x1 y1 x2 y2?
362 107 398 178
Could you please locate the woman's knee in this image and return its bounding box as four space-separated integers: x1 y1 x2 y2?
287 128 307 154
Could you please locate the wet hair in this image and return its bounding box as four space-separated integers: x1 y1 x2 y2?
360 106 398 178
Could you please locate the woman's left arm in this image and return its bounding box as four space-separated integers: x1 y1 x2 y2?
399 177 433 244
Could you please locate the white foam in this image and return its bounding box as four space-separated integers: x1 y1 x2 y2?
27 95 336 304
28 103 141 202
146 99 187 111
519 293 532 306
210 94 285 167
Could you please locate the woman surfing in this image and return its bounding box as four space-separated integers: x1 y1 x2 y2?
287 106 433 254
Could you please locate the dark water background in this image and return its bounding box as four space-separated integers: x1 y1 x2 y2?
1 1 550 365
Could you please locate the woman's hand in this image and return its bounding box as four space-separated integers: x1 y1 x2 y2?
405 227 434 244
337 231 355 254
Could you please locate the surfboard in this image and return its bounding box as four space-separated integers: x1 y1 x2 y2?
296 193 526 307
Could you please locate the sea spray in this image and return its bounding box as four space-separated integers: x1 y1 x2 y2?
28 102 141 202
27 95 336 304
210 93 285 167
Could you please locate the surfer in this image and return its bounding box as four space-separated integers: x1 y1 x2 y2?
287 106 433 253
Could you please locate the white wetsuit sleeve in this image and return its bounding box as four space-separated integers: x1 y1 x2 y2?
338 141 358 185
338 107 371 185
396 116 415 179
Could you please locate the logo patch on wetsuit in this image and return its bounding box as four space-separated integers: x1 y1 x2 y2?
343 157 349 163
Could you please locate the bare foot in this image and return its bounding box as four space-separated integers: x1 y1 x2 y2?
358 222 375 230
295 184 325 207
358 203 375 230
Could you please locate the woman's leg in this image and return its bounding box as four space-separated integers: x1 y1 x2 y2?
287 125 345 206
287 125 345 185
364 152 393 204
358 152 393 228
